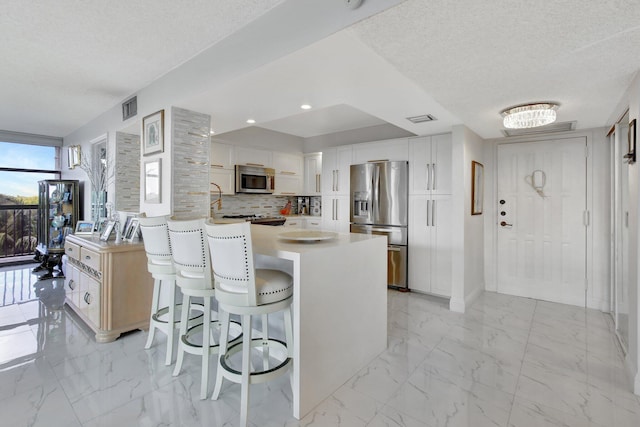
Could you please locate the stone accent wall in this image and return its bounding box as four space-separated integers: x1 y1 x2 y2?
171 107 211 219
114 132 140 212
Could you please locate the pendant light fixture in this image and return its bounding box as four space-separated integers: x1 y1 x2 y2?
501 102 559 129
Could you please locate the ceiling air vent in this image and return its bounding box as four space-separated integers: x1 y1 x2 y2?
406 114 437 124
122 96 137 121
501 121 576 137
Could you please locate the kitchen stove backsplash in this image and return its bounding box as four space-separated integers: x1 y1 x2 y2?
211 194 321 218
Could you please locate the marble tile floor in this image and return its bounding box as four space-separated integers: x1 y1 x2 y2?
0 273 639 426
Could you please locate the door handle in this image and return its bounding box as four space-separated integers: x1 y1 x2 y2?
500 221 513 228
432 199 436 226
432 163 436 191
426 164 430 190
426 200 430 227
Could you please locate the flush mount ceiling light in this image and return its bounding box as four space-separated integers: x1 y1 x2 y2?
501 103 559 129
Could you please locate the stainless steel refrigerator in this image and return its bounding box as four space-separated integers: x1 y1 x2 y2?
350 161 408 289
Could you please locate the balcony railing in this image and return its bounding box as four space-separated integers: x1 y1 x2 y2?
0 205 38 259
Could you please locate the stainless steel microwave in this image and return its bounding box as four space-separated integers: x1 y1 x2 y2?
235 165 275 194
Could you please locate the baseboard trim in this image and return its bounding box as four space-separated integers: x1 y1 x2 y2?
449 287 483 313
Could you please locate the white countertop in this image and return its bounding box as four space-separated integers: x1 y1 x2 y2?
250 223 384 257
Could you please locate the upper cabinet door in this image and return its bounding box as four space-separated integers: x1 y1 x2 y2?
235 146 273 168
352 138 409 164
210 141 234 170
408 134 452 195
273 152 303 175
409 137 430 194
431 134 452 195
304 153 322 195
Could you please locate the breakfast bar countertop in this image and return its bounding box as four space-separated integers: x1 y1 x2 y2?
248 224 388 419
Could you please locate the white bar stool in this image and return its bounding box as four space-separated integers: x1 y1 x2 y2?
205 220 293 427
167 217 241 399
138 214 179 366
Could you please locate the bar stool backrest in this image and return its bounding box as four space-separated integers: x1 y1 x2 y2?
138 213 173 272
167 217 212 290
204 220 257 307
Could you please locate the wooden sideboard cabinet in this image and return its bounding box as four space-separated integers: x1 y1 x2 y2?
64 234 153 343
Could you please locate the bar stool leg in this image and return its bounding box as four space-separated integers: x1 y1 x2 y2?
165 280 176 366
211 308 230 401
173 294 191 377
145 278 161 349
240 314 252 427
200 296 212 400
261 313 269 370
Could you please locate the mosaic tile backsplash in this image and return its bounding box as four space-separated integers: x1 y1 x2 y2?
211 194 321 218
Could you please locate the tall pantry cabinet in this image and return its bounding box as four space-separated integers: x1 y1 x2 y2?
408 134 453 296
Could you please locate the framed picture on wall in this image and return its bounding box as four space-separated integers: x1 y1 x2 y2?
144 159 162 203
625 118 636 164
142 109 164 156
471 161 484 215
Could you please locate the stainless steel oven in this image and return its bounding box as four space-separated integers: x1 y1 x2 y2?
235 165 275 194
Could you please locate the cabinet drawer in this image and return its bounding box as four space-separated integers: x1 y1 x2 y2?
64 241 81 261
306 219 322 230
80 247 101 272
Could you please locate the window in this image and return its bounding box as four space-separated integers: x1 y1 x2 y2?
0 141 60 259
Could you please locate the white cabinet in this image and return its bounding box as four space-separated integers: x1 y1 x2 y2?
305 217 323 230
274 152 303 175
273 152 303 195
211 141 235 195
275 174 302 195
304 153 322 195
210 141 234 169
408 195 452 297
352 138 409 164
211 169 235 195
409 134 452 195
235 146 273 168
321 147 352 196
321 195 350 233
284 216 324 229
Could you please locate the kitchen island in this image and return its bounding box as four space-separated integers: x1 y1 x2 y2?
249 225 387 419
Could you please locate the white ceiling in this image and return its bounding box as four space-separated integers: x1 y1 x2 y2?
2 0 640 140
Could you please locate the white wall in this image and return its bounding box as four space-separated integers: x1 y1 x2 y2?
213 126 304 153
449 125 484 312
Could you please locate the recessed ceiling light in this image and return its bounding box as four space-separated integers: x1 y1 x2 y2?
300 104 312 110
209 130 215 135
246 119 256 124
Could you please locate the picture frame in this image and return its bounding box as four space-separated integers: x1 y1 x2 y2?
144 159 162 203
142 110 164 156
74 220 95 235
95 217 109 234
124 218 140 242
67 145 81 169
625 118 636 164
100 220 116 241
471 161 484 215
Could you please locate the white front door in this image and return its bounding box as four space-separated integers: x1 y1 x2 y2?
496 137 587 306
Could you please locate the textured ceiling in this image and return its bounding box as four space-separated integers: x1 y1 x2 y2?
351 0 640 137
2 0 640 140
0 0 284 136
